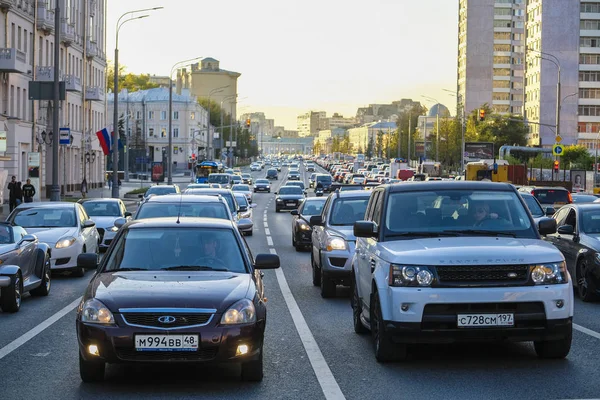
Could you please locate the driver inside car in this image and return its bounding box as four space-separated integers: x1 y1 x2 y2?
471 202 499 226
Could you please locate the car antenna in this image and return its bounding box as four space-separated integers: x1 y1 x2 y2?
176 193 183 224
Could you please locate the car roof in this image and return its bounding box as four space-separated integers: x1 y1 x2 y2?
184 188 232 195
146 194 226 203
127 217 236 230
387 181 515 193
78 198 121 204
148 185 178 189
568 203 600 210
523 186 569 191
331 189 372 198
303 197 327 202
15 202 76 209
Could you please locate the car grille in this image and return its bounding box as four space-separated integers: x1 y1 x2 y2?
55 257 70 266
116 347 218 362
96 228 105 242
421 302 546 330
435 265 530 287
122 313 213 328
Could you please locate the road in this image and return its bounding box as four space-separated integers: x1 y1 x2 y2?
1 162 600 399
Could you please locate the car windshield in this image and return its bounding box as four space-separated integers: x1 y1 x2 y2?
104 227 247 273
300 199 326 216
0 225 14 244
146 186 177 196
521 195 544 217
279 187 302 195
256 179 269 184
136 203 229 219
384 190 536 239
330 198 369 226
232 184 250 192
12 207 77 228
208 174 230 184
242 174 251 178
339 186 364 191
580 209 600 234
82 201 121 217
532 189 569 204
317 175 332 183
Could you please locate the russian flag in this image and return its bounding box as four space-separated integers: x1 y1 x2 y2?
96 128 110 155
110 131 125 151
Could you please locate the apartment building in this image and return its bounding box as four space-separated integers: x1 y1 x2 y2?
0 0 107 203
297 111 327 137
578 1 600 150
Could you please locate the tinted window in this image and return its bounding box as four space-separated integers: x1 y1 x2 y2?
232 184 250 191
146 186 177 196
255 179 269 184
234 194 249 207
300 199 326 216
104 228 247 273
580 209 600 234
316 175 332 183
573 195 597 203
329 198 369 226
82 201 122 217
12 207 77 228
279 187 302 195
136 203 229 220
533 189 570 204
521 195 544 217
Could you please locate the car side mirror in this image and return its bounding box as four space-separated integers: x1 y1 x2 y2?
274 191 278 195
290 210 299 216
83 219 96 228
17 234 37 247
124 211 132 217
77 253 98 269
303 191 307 195
354 221 378 238
537 218 557 235
237 219 252 231
114 217 127 229
545 207 555 217
254 253 280 270
309 215 323 227
557 224 574 235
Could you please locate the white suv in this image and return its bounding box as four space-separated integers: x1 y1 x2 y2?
351 181 572 362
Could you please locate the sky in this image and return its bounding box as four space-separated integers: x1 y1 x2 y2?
107 0 458 130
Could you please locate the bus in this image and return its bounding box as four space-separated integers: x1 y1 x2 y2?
195 161 223 183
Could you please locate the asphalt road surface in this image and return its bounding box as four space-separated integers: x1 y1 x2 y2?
1 162 600 399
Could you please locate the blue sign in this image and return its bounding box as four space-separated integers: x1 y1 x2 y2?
59 128 70 145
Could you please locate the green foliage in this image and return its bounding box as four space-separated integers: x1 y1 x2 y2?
106 63 160 92
126 187 149 195
466 104 528 150
395 103 427 160
366 137 374 159
197 98 230 129
562 145 593 170
376 131 384 158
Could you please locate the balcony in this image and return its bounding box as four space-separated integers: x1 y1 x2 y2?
37 3 54 34
36 66 62 81
0 0 15 10
0 48 27 73
86 86 104 102
64 74 82 92
86 39 98 59
61 22 75 46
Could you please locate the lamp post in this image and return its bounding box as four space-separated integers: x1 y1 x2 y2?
422 95 441 163
113 7 162 198
220 94 237 167
167 57 203 184
443 88 466 174
49 3 60 201
206 85 230 161
527 47 561 141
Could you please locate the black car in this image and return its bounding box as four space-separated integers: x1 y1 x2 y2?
290 197 327 251
520 192 555 224
266 169 278 180
253 179 271 193
288 171 300 180
76 218 280 382
275 186 305 212
314 174 333 192
286 181 306 191
545 203 600 301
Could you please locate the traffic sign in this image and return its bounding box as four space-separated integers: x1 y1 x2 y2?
59 127 70 145
552 144 564 156
555 135 562 143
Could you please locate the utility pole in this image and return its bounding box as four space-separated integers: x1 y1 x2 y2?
408 113 412 165
50 3 60 201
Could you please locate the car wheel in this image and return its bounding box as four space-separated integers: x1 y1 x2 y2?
31 253 51 297
311 250 321 287
0 272 22 313
370 290 407 362
320 268 336 298
79 352 105 382
534 324 572 359
576 260 597 302
241 345 263 382
351 274 368 334
72 246 86 277
275 208 280 213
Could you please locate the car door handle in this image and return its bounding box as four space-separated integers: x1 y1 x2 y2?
370 259 376 273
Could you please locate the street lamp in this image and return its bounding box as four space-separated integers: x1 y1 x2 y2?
527 47 561 141
220 94 237 167
422 95 441 162
167 56 203 184
113 7 162 198
36 130 53 146
443 88 466 174
206 85 230 160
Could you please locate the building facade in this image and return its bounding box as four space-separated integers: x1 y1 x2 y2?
261 137 313 155
0 0 107 204
355 99 420 125
347 121 397 154
297 111 327 137
108 88 210 172
578 1 600 150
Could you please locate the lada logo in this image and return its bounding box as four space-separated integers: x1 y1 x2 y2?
158 316 176 324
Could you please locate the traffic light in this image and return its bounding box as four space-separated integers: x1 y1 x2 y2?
478 109 486 121
553 160 560 172
245 119 251 128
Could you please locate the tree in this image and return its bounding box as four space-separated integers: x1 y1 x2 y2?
396 103 427 160
366 137 374 159
562 145 593 170
376 130 384 158
466 104 528 151
106 62 159 92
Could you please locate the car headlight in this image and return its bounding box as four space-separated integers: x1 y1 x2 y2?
220 299 256 325
389 264 434 287
108 226 119 232
326 236 347 251
79 298 115 324
595 253 600 264
55 236 77 249
530 262 567 284
299 221 311 231
276 198 283 202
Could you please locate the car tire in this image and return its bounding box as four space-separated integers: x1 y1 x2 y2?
79 352 105 382
72 246 86 278
241 346 263 382
370 291 407 362
320 268 336 298
311 250 321 287
31 253 51 297
351 274 369 334
534 325 572 359
576 259 597 302
0 272 22 313
275 208 280 213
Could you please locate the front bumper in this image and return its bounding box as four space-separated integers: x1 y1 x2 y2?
77 318 265 364
99 229 117 250
49 244 83 270
276 200 302 210
321 242 355 282
254 186 270 192
294 227 312 245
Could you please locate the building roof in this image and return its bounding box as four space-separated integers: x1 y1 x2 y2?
370 121 397 130
428 103 451 117
108 87 197 103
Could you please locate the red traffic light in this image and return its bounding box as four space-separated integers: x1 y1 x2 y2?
245 119 251 128
553 160 559 171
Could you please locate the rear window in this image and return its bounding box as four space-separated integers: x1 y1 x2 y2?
136 203 229 220
533 189 570 204
317 175 332 182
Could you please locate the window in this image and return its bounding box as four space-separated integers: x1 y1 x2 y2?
148 111 154 120
493 56 511 64
136 111 141 119
581 37 600 48
494 44 511 52
493 20 511 28
580 71 600 82
173 128 179 138
173 111 179 120
190 112 195 120
493 92 510 101
148 127 154 137
160 111 167 120
493 80 510 88
161 128 167 138
580 88 600 99
493 68 511 76
578 105 600 116
582 3 600 13
494 32 511 40
581 20 600 30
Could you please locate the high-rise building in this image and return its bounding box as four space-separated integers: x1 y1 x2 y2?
457 0 526 116
297 111 327 137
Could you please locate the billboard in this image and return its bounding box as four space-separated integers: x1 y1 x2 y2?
414 141 433 159
151 162 165 182
571 169 586 192
465 142 494 162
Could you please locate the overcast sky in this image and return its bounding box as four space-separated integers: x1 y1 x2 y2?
107 0 458 129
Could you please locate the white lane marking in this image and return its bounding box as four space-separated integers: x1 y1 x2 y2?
270 248 277 255
270 248 346 400
267 236 273 246
0 297 82 360
264 222 269 228
265 228 271 235
574 323 600 340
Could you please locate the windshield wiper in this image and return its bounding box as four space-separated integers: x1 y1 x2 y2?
161 266 229 272
386 231 460 238
442 229 516 238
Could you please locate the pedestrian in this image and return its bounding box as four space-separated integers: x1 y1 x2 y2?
22 179 36 203
14 182 23 207
7 176 17 211
108 174 113 190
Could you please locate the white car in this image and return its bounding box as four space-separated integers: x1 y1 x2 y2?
78 199 132 252
232 184 253 204
7 202 100 277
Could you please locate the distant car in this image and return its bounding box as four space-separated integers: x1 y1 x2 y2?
519 186 572 209
0 222 52 312
233 192 255 236
288 170 301 180
241 173 253 185
254 179 271 193
285 181 305 192
132 194 232 222
274 163 282 172
208 173 233 189
230 175 243 186
275 186 305 212
187 184 211 190
78 199 132 251
306 163 315 172
250 163 260 172
7 202 100 277
290 197 327 251
309 173 317 188
520 192 554 225
266 169 278 180
141 185 181 202
232 184 253 204
315 174 333 192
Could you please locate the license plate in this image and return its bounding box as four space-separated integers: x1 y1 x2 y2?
457 313 514 327
287 203 295 206
135 334 199 351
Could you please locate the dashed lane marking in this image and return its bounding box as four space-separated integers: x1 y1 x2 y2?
265 228 271 235
267 236 273 246
574 323 600 340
